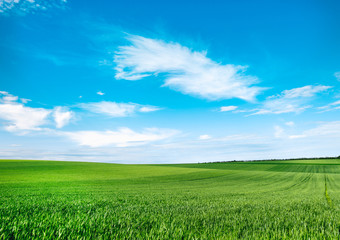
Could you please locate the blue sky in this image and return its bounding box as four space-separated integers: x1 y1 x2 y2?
0 0 340 163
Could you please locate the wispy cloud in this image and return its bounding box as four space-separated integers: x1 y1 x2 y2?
334 72 340 81
63 127 179 147
0 0 67 15
20 98 31 104
79 101 161 117
318 100 340 112
139 106 162 112
96 91 105 96
285 121 295 127
303 121 340 137
114 35 265 101
274 125 285 138
220 106 238 112
251 85 331 115
289 121 340 139
280 85 331 98
53 106 74 128
199 134 211 140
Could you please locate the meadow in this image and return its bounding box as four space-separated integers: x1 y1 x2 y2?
0 159 339 239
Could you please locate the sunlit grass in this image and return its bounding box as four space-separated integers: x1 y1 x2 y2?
0 159 339 239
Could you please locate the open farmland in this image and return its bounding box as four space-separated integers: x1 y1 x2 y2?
0 159 340 239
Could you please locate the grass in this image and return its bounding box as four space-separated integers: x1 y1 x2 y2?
0 159 339 239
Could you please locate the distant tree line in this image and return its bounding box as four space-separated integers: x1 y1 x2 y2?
200 156 340 164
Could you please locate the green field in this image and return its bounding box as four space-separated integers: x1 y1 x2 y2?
0 159 340 239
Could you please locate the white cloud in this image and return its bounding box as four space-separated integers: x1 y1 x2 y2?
330 100 340 106
0 91 74 132
20 98 31 103
53 106 73 128
79 101 161 117
285 121 295 127
274 126 285 138
289 121 340 139
9 144 21 147
220 106 238 112
0 91 51 131
0 100 51 132
199 134 211 140
0 92 30 104
334 72 340 81
80 102 136 117
63 127 179 147
318 100 340 112
288 135 305 139
139 106 162 112
0 0 67 15
251 85 331 115
280 85 331 98
97 91 105 96
114 35 264 101
3 95 18 102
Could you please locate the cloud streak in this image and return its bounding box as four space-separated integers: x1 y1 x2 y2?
289 121 340 139
251 85 331 115
318 100 340 112
0 0 67 15
79 101 161 117
114 35 264 101
63 127 179 147
335 72 340 81
220 106 238 112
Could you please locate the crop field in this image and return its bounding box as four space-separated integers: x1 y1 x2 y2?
0 159 340 239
